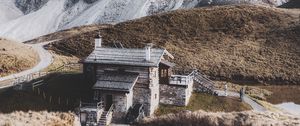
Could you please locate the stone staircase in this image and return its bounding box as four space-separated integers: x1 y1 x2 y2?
98 104 114 126
98 111 108 126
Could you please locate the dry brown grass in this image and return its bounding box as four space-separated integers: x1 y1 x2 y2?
155 93 251 116
30 5 300 84
25 24 110 44
43 6 300 84
0 38 38 77
0 111 76 126
43 51 79 72
140 110 300 126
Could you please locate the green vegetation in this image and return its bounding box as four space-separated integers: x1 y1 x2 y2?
155 93 251 116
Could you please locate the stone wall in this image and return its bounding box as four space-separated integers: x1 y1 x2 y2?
111 94 127 123
159 81 193 106
114 94 128 112
133 87 151 116
159 84 186 106
185 80 193 105
149 67 160 115
126 91 133 112
132 67 160 116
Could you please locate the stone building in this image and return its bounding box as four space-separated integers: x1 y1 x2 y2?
79 36 215 125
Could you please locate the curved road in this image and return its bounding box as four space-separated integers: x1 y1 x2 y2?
0 42 53 88
215 90 267 112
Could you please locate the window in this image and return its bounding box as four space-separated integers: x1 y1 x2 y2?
160 69 168 78
164 69 168 77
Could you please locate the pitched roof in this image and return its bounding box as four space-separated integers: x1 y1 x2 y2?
84 47 173 67
160 60 176 67
92 71 139 92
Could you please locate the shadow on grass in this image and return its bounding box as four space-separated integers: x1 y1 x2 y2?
0 73 93 113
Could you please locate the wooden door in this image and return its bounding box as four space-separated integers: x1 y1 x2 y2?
105 95 113 110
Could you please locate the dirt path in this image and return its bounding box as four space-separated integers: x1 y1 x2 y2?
0 41 53 88
215 90 267 112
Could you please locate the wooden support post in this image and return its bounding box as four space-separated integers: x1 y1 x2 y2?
58 97 61 105
37 88 40 95
43 92 46 99
49 96 52 103
66 99 69 106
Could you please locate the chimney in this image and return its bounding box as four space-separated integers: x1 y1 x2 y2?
145 43 152 61
94 35 102 49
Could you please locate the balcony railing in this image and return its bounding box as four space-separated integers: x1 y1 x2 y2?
169 74 193 86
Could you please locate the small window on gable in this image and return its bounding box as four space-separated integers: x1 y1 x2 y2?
162 69 167 77
161 69 168 78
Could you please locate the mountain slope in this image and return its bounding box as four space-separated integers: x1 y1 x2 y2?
0 0 289 42
0 0 199 42
0 0 66 42
0 1 23 24
41 5 300 84
0 38 38 77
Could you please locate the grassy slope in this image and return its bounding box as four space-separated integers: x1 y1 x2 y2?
24 5 300 105
0 111 75 126
155 93 251 116
141 110 300 126
25 25 109 44
0 38 38 77
35 5 300 84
